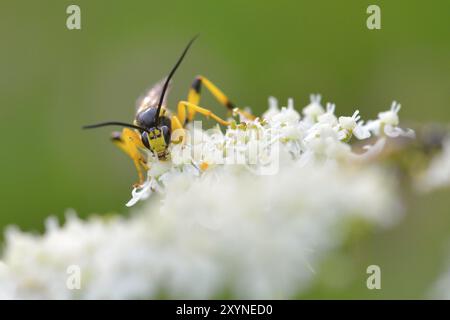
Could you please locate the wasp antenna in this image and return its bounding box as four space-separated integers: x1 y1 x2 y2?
155 34 199 125
82 121 149 132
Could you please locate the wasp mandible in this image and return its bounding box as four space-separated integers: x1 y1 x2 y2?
84 36 255 186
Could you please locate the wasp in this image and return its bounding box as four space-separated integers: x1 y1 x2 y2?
84 36 255 186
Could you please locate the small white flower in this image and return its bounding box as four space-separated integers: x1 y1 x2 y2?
317 103 338 126
264 97 300 126
383 124 415 138
304 123 351 161
379 101 401 126
303 94 324 123
339 110 360 131
262 96 280 120
126 161 171 207
126 178 155 207
270 105 300 126
338 110 371 140
366 101 415 138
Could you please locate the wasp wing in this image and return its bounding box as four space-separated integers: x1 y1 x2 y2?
136 77 172 114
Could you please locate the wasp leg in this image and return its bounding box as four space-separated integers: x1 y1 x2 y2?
170 115 186 144
186 75 256 123
111 128 148 187
177 101 231 127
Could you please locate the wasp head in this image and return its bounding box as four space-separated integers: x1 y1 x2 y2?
136 108 171 157
141 126 171 157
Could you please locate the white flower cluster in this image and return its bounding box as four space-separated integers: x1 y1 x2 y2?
0 96 411 299
128 95 413 206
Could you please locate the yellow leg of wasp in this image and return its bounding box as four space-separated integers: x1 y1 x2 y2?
186 75 255 124
111 128 148 187
177 101 231 127
171 114 183 131
170 115 186 144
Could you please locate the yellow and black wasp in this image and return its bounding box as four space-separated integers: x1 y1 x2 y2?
84 36 255 186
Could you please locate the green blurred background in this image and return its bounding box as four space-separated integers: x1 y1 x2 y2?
0 0 449 298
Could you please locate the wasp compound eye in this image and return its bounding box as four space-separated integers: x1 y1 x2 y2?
161 126 171 145
136 108 158 129
141 131 150 149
